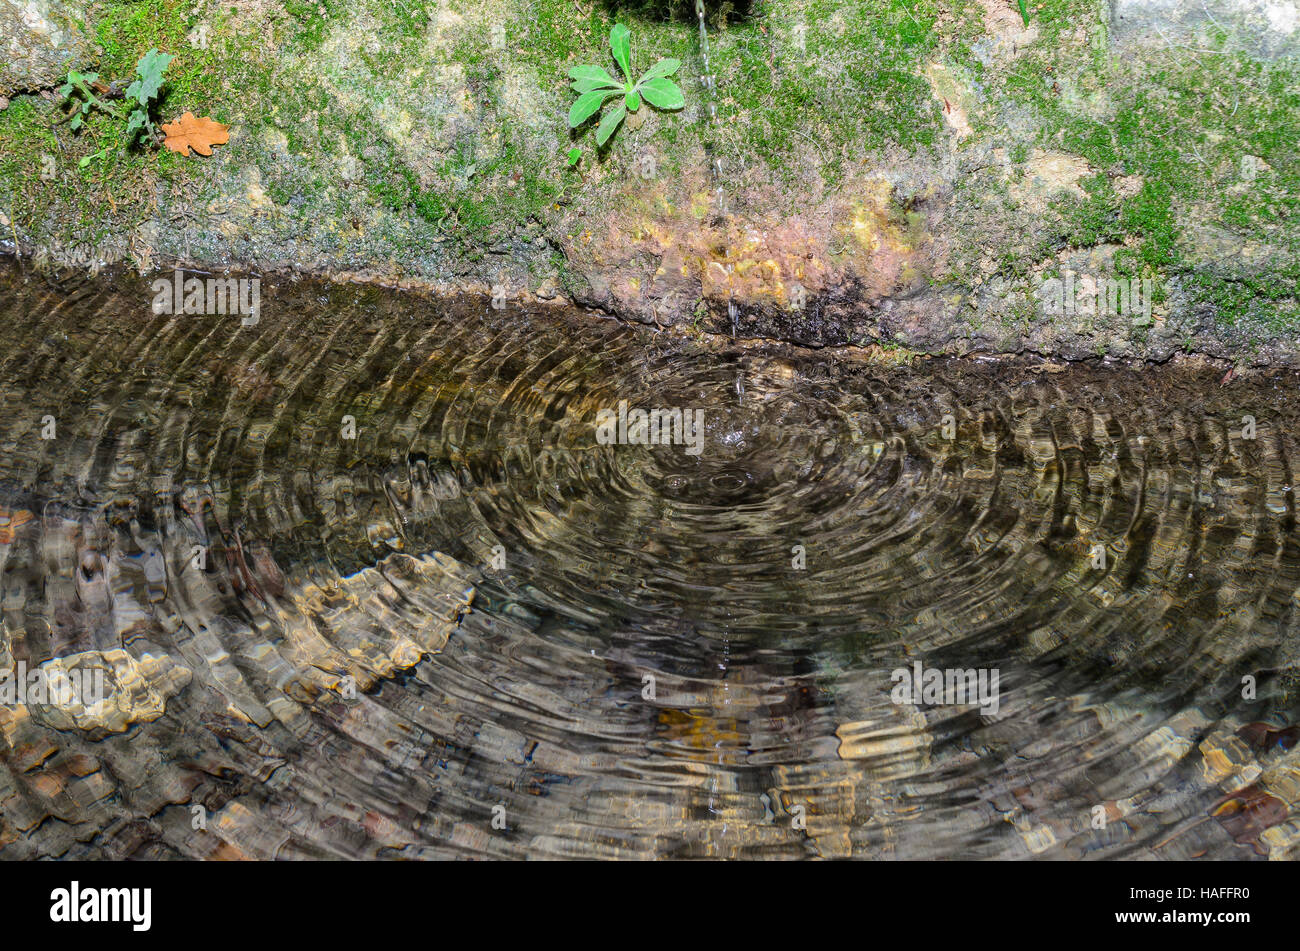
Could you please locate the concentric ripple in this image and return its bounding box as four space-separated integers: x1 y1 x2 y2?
1 262 1299 859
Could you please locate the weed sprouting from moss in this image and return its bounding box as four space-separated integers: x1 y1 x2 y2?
568 23 685 150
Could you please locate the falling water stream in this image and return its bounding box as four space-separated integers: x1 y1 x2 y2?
693 0 739 345
2 263 1299 859
694 0 727 212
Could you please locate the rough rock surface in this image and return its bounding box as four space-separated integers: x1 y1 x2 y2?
0 0 96 96
1112 0 1300 58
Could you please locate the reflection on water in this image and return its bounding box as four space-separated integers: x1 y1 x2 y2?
1 262 1298 859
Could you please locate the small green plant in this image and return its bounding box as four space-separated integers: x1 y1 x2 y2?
568 23 685 149
1016 0 1030 27
59 49 173 166
59 71 116 133
567 146 582 167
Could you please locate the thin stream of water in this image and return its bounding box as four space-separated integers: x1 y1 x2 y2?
695 0 726 207
694 3 740 339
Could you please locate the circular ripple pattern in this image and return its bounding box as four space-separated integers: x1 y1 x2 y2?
1 264 1299 859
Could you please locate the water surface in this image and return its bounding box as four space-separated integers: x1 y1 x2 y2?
1 262 1297 860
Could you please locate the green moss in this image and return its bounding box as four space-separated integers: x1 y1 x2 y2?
0 0 274 251
711 0 950 181
279 0 352 53
998 15 1298 329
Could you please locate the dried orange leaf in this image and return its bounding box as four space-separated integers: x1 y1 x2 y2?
162 112 230 157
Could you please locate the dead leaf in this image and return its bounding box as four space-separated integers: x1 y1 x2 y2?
162 112 230 157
